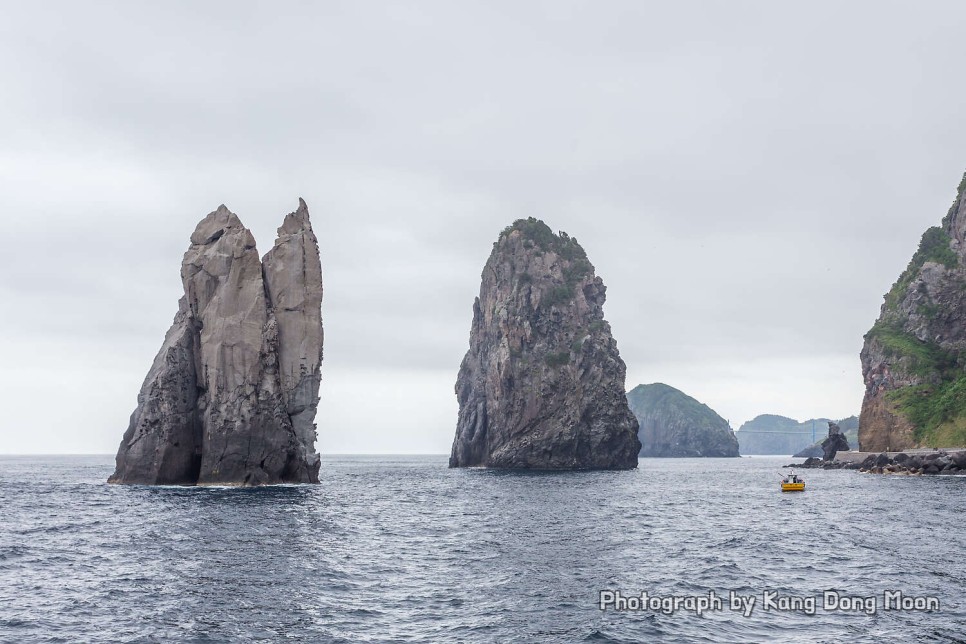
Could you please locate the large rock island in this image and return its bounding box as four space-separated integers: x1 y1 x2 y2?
449 218 641 469
860 172 966 452
626 383 739 457
109 200 324 486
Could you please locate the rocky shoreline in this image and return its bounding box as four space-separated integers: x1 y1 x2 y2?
790 449 966 475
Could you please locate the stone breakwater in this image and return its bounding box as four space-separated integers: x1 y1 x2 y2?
790 449 966 475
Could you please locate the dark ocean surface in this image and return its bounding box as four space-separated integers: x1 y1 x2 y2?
0 455 963 643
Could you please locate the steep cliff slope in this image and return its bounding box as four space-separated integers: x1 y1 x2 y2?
626 383 739 457
109 201 323 485
450 218 640 469
860 173 966 451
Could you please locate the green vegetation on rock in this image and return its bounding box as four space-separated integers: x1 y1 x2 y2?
500 218 594 308
864 319 958 378
563 258 592 285
941 171 966 229
865 318 966 445
627 384 721 429
627 383 740 457
862 169 966 451
499 217 588 260
888 378 966 447
883 226 957 310
543 284 576 307
544 351 571 367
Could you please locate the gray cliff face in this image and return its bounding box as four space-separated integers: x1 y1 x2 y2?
626 383 739 457
449 218 640 470
860 173 966 451
109 201 323 486
262 199 325 476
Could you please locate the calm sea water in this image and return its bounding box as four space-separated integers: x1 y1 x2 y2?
0 455 963 643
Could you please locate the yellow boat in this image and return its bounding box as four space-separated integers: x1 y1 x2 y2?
781 473 805 492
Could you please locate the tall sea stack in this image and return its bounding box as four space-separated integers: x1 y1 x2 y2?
109 200 324 485
450 218 641 469
860 172 966 451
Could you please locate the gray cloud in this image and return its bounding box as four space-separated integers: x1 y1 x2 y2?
2 0 966 453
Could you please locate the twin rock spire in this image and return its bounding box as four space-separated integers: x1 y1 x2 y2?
110 206 640 485
109 200 324 485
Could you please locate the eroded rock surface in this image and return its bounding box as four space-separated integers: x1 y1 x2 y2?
450 218 640 469
109 201 323 485
263 199 324 477
821 421 850 461
860 173 966 451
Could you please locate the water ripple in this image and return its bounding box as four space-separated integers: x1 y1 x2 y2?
0 455 962 642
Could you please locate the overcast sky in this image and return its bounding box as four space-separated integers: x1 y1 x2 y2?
3 1 966 454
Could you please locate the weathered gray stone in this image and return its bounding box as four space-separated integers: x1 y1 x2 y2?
107 301 203 485
821 421 851 461
874 452 893 468
262 198 324 478
109 201 324 486
449 218 640 469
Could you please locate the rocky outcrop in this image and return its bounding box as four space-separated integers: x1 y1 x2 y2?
449 218 640 469
626 383 739 457
795 422 850 460
262 203 325 478
860 172 966 452
792 416 859 458
109 200 323 486
860 449 966 475
793 449 966 475
821 421 850 461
